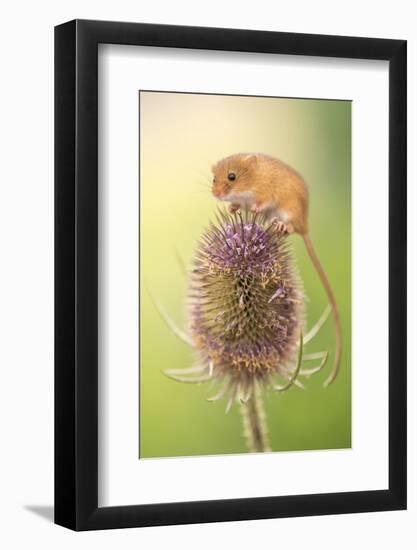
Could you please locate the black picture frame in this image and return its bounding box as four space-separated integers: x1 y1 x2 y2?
55 19 407 531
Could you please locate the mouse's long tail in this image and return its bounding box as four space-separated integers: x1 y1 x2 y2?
302 233 341 387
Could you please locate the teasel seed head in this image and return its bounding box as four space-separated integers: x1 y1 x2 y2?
188 210 305 407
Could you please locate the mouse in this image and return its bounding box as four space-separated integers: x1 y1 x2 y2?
211 152 341 387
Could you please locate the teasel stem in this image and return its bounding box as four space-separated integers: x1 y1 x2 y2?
240 383 271 453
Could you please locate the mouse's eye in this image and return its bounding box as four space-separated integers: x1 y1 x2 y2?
228 172 236 182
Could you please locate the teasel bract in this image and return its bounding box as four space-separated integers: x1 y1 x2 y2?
154 209 331 453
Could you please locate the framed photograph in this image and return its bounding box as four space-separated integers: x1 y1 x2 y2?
55 19 406 530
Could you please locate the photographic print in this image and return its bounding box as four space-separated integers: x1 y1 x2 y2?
139 91 351 459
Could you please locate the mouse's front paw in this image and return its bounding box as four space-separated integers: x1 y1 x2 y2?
250 204 263 214
229 203 240 214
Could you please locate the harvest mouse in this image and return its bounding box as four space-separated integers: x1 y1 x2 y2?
211 152 341 387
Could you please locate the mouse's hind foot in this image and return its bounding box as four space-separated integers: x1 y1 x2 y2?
271 218 293 235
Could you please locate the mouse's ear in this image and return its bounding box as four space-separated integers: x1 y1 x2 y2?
242 154 257 166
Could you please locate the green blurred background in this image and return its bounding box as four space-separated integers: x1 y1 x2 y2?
139 91 351 458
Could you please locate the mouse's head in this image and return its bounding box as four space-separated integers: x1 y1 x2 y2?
211 154 257 201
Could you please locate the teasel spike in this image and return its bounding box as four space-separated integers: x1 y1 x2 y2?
300 351 329 376
147 287 194 348
303 304 331 345
163 371 213 384
237 210 245 241
225 384 239 415
274 332 304 392
207 380 232 402
164 365 207 376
